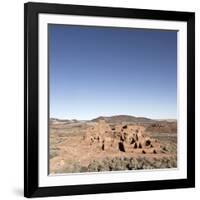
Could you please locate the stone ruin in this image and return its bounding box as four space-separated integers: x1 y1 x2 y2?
84 120 163 154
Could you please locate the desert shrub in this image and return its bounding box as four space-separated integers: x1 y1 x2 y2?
127 158 138 169
80 166 88 172
86 156 177 172
49 150 58 159
88 160 101 172
57 162 82 173
56 155 177 173
71 163 82 173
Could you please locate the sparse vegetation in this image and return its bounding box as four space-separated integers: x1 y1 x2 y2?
54 156 177 173
49 117 177 174
49 150 58 159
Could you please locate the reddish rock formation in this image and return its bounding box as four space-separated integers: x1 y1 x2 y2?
84 120 163 154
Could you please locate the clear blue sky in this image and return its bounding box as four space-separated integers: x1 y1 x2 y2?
49 24 177 120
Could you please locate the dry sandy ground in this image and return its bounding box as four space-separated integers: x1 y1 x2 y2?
49 121 177 174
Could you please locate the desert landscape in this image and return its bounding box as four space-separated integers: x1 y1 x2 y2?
49 115 177 174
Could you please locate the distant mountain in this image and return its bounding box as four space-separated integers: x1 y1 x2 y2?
91 115 155 124
91 115 177 133
50 115 177 133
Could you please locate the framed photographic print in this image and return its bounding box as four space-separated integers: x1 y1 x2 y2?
24 2 195 198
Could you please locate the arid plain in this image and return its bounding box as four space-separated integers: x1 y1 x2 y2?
49 115 177 174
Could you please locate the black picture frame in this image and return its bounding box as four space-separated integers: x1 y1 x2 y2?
24 2 195 198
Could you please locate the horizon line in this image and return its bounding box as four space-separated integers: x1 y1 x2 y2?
49 114 177 121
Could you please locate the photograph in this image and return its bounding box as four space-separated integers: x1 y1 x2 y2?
48 24 178 174
24 2 195 197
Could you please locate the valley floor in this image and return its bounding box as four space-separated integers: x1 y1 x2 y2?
49 121 177 174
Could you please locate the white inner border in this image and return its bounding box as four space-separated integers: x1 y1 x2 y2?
39 14 187 187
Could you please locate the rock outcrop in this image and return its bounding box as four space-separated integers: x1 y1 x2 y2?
84 120 163 154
